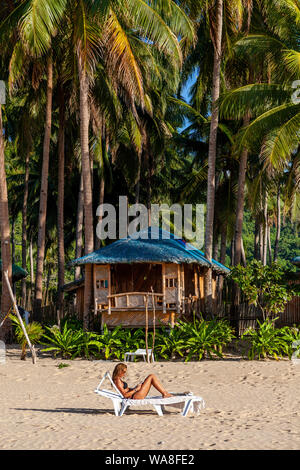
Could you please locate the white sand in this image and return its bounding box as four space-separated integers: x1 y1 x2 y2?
0 345 299 450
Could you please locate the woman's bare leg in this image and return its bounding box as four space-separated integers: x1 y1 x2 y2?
133 374 172 399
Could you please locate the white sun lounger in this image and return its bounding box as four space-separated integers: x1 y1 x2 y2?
94 372 205 417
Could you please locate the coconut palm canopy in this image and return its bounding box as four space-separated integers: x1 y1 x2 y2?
0 261 28 281
70 227 230 275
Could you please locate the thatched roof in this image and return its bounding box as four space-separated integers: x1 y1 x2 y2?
0 260 28 281
292 256 300 267
70 228 230 275
62 277 85 292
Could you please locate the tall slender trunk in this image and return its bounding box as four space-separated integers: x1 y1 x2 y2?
75 172 84 280
57 84 65 318
220 222 227 265
11 217 16 296
232 116 249 332
233 118 249 266
21 150 30 307
259 220 263 261
29 238 34 305
241 238 247 267
213 232 219 260
78 54 94 330
267 225 272 265
34 53 53 315
44 264 51 306
204 0 223 315
147 152 153 226
217 222 227 307
254 219 260 260
95 173 105 250
274 186 281 262
0 105 12 341
262 191 268 266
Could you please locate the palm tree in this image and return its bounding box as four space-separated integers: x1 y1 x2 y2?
0 103 13 341
1 0 68 314
66 0 194 328
204 0 224 314
57 81 65 318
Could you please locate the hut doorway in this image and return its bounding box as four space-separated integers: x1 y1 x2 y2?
111 263 162 294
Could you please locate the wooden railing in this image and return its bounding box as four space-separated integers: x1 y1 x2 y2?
106 292 164 314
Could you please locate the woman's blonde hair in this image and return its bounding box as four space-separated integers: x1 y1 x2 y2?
112 363 127 381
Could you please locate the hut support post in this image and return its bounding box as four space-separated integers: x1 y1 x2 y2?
108 265 111 315
177 264 181 314
162 263 166 314
151 287 155 362
181 265 185 314
144 294 149 363
93 265 97 316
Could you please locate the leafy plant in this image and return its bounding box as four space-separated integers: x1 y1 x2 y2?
60 315 83 331
41 321 102 359
98 324 128 360
241 318 288 360
9 314 44 360
277 325 300 359
179 317 235 361
230 260 295 320
155 325 186 360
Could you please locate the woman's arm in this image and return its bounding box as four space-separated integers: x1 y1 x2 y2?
115 379 141 398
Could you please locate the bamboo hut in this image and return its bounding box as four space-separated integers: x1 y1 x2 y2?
68 228 230 329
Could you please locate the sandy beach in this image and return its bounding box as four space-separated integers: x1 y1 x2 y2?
0 345 299 450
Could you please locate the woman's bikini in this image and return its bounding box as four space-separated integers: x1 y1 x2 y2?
121 380 137 399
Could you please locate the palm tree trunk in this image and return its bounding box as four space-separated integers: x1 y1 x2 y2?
262 191 268 266
0 105 12 341
241 238 247 267
204 0 223 316
11 217 16 296
220 222 227 265
29 238 34 308
75 172 84 281
21 150 30 307
34 53 53 315
267 225 272 265
57 84 65 319
259 221 263 261
95 174 105 250
217 222 227 307
78 53 94 330
233 118 249 266
254 219 259 260
274 186 281 262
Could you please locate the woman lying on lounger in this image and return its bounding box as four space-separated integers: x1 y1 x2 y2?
112 363 172 399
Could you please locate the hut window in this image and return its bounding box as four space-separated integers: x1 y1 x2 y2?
166 278 177 288
96 279 108 289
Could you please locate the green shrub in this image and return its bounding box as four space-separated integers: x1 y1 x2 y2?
41 321 102 359
178 317 235 361
241 318 290 360
155 325 186 360
276 325 300 359
10 314 45 360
